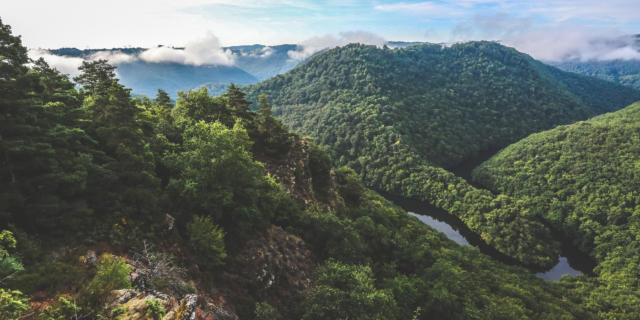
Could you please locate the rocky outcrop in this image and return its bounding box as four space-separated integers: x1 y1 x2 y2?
260 137 316 204
107 290 238 320
223 226 315 319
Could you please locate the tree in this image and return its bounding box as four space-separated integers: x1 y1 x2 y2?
302 261 396 320
166 121 279 243
75 59 161 223
187 215 227 270
224 83 252 120
154 89 172 109
255 94 292 157
74 59 117 94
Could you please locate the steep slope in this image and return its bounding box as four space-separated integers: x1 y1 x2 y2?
473 102 640 318
245 42 640 268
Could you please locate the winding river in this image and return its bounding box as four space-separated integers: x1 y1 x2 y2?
386 194 593 281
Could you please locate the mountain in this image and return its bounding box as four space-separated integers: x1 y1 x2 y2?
551 59 640 91
473 102 640 319
549 34 640 90
47 44 303 97
1 20 597 319
245 41 640 268
116 61 258 98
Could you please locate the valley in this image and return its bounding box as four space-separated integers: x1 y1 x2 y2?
2 8 640 319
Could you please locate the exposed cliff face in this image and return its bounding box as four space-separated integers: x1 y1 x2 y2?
222 226 315 319
259 137 316 203
260 137 342 210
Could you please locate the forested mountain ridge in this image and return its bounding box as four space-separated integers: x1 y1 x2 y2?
247 42 639 168
0 19 599 319
245 42 640 268
473 102 640 319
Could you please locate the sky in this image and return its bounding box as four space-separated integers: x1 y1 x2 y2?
2 0 640 62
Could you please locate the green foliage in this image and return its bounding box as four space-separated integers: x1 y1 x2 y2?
0 288 29 319
86 254 131 305
302 260 396 320
243 42 640 267
254 93 294 157
38 296 81 320
308 143 332 199
0 230 23 281
552 59 640 91
474 102 640 318
166 120 282 243
284 192 595 319
254 301 277 320
334 166 365 205
145 299 166 320
110 305 127 319
11 260 88 294
187 215 227 269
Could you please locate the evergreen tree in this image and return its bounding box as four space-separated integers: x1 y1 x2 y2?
255 93 292 157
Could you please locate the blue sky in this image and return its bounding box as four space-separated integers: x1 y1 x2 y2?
2 0 640 61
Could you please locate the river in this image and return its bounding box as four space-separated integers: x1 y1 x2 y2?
386 194 592 281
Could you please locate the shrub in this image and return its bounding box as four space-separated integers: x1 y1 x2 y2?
0 288 29 319
186 215 227 270
254 301 277 320
86 254 131 306
38 296 81 320
145 299 166 320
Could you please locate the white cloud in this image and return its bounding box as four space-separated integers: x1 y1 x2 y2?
28 49 84 76
288 31 387 60
139 32 235 66
88 51 137 64
451 13 640 61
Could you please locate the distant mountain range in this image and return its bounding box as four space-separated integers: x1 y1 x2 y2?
48 44 303 97
45 37 640 97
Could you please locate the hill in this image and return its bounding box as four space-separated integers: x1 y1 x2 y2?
472 102 640 318
551 59 640 91
245 42 640 268
0 20 597 319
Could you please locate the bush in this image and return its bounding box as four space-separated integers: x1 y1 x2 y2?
255 301 277 320
0 288 29 319
145 299 166 320
38 296 81 320
187 215 227 270
86 254 131 306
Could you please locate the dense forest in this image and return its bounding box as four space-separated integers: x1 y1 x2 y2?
552 59 640 91
245 42 640 269
0 19 606 319
473 102 640 319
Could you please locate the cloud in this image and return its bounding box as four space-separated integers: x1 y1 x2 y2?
288 31 387 60
28 49 84 76
139 32 236 66
374 2 464 17
28 48 139 76
88 51 137 64
451 13 640 61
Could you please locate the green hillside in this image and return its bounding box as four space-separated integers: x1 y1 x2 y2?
551 59 640 91
0 20 596 319
246 42 640 268
473 102 640 319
